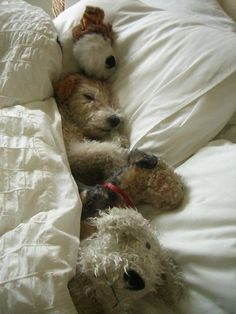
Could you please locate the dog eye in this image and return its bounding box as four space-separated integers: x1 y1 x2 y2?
83 94 94 101
145 242 151 249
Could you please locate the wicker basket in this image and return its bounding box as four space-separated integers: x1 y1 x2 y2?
52 0 65 17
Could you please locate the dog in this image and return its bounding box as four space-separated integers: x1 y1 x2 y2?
54 73 129 185
77 149 184 239
68 207 184 314
58 6 117 79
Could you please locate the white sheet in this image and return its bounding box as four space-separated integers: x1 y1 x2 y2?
128 140 236 314
0 1 81 313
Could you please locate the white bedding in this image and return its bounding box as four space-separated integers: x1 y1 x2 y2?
1 0 236 314
0 2 81 313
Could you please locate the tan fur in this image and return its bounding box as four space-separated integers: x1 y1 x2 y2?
79 150 184 239
54 73 128 185
114 159 183 210
72 6 113 42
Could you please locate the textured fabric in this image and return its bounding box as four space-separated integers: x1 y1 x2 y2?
0 0 60 107
135 141 236 314
0 2 81 313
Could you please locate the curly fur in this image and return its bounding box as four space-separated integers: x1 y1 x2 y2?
110 149 184 210
78 149 184 237
68 207 184 314
54 73 128 185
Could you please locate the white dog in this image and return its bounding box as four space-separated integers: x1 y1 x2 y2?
69 207 184 314
58 6 117 80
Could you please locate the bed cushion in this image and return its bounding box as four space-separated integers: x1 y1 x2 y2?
0 0 61 107
219 0 236 21
136 140 236 314
54 0 236 166
0 1 81 313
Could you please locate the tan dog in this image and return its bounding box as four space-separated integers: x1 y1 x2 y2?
77 149 184 239
54 73 128 185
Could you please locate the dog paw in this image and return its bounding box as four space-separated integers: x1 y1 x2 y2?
111 133 130 148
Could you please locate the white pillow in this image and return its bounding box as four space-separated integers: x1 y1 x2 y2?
0 1 61 107
54 0 236 165
218 0 236 21
137 140 236 314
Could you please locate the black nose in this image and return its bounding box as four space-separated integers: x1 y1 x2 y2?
136 154 159 169
123 269 145 290
107 115 120 128
106 55 116 68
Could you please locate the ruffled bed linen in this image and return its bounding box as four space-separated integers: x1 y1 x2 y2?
0 0 236 314
0 1 81 313
137 139 236 314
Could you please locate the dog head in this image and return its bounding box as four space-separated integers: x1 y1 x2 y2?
108 149 184 210
72 6 116 79
77 149 184 214
78 182 120 220
69 208 184 313
54 74 123 140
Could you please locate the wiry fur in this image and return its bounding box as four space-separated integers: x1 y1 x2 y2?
78 149 184 234
54 73 128 185
68 207 184 314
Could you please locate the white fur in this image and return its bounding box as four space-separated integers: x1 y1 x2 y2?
68 207 184 314
60 32 116 79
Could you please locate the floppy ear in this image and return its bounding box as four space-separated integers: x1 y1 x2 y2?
53 74 78 103
72 6 114 42
128 149 159 169
72 6 105 42
82 6 105 28
72 24 83 42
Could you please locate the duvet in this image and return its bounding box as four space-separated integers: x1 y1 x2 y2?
1 0 236 314
0 1 81 313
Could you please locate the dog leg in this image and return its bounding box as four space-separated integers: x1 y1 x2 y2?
68 140 128 185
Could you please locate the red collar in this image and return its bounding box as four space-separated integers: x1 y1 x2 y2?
102 182 135 208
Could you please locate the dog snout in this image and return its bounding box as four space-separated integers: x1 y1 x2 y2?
106 55 116 68
123 269 145 291
107 115 120 128
129 149 159 169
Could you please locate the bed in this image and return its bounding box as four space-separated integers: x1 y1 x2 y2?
0 0 236 313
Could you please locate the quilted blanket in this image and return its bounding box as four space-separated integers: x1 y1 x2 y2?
0 1 81 313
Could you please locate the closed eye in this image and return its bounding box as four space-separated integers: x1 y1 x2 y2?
83 94 95 101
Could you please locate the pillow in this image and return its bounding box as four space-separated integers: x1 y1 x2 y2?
24 0 53 17
218 0 236 21
137 140 236 314
54 0 236 165
0 1 61 107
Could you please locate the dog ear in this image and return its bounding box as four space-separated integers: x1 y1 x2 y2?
81 6 105 29
72 6 114 42
128 149 159 169
53 74 78 103
72 24 83 42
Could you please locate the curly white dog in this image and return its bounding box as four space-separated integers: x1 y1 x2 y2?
68 207 184 314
